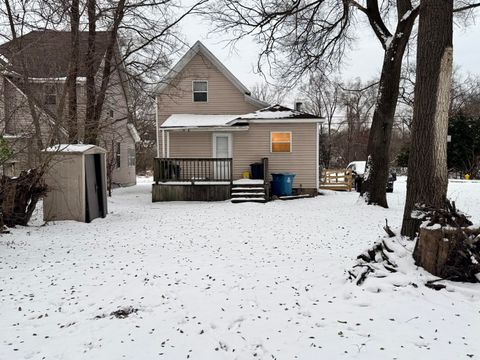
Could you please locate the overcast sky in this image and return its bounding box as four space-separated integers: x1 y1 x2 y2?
178 10 480 97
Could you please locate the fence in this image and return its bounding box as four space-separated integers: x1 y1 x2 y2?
319 168 353 191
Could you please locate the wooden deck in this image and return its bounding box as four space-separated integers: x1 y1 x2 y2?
152 157 270 202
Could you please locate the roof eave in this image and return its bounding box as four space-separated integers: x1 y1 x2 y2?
245 94 270 109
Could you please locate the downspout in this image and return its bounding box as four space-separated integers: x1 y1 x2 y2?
155 96 160 158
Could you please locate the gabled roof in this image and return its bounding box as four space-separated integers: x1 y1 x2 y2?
155 41 253 97
0 30 111 78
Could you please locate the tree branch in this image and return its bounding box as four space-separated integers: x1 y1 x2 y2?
453 2 480 12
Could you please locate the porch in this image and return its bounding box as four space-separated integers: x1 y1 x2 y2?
152 157 269 202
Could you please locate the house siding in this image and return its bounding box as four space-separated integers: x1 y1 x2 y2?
101 68 136 186
169 131 212 158
0 63 136 185
233 123 318 189
157 53 260 123
164 123 318 189
154 43 319 191
156 52 263 154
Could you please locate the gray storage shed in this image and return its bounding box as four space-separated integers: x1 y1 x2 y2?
43 144 108 223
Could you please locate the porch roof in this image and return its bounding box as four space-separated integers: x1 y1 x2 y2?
160 105 323 131
161 114 239 129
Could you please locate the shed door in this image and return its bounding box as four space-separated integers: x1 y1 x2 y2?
85 154 105 222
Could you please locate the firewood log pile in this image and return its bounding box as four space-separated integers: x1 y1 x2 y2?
348 201 480 287
412 200 480 283
347 238 399 286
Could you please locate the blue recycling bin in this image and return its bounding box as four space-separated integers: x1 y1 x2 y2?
271 172 296 196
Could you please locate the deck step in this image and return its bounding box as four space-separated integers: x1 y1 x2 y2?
231 181 267 203
232 186 265 191
231 192 265 197
231 197 266 204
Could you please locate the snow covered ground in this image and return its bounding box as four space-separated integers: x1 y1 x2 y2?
1 177 479 359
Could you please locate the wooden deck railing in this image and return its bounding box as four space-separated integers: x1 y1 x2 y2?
153 158 233 184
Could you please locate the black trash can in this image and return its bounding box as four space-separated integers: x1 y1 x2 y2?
250 162 264 180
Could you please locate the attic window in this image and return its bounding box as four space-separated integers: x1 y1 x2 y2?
44 84 56 105
192 80 208 102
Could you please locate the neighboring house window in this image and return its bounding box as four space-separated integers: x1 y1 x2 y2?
271 132 292 153
127 148 135 167
44 84 57 105
116 142 121 168
192 80 208 102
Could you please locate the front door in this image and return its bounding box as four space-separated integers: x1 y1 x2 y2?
212 133 232 180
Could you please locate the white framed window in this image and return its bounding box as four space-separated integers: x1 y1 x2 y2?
270 131 292 153
192 80 208 102
115 142 121 168
127 148 135 167
44 84 57 105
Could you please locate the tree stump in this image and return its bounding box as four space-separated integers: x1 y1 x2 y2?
413 226 480 282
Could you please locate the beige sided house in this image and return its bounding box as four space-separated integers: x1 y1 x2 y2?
0 30 139 186
153 41 322 202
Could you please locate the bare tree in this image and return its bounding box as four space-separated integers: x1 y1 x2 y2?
250 82 286 105
340 79 377 165
300 74 341 167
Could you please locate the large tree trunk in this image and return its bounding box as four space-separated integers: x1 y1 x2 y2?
362 5 419 207
84 0 97 144
66 0 80 143
401 0 453 237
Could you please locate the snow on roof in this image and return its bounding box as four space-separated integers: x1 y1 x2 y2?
27 76 87 83
161 114 240 128
44 144 97 153
160 105 322 130
236 104 320 120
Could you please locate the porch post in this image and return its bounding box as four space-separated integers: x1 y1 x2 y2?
316 123 320 191
166 131 170 157
162 129 166 158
